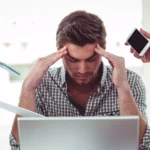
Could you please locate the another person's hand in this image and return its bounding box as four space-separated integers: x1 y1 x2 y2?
126 28 150 63
95 44 129 90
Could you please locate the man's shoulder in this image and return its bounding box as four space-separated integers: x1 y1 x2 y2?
42 66 63 83
47 66 62 75
126 68 141 80
106 65 142 82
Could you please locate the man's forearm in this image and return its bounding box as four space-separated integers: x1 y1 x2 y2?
11 89 36 142
117 86 147 144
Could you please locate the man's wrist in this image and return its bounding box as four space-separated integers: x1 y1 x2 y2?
116 83 133 101
22 81 36 92
19 87 36 112
117 83 131 93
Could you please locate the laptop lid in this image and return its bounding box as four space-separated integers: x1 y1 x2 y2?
18 116 139 150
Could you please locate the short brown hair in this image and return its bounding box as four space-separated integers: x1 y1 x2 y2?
56 10 107 49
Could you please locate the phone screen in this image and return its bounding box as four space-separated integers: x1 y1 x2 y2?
127 29 149 53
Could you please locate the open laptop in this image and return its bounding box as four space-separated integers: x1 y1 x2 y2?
18 116 139 150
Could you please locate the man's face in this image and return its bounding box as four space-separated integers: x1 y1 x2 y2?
62 43 102 85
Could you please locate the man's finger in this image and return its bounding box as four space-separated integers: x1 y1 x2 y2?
43 46 67 60
58 46 67 53
95 44 117 61
95 47 106 57
48 50 67 63
45 51 67 66
49 53 65 65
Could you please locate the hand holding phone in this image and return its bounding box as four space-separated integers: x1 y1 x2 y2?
126 28 150 57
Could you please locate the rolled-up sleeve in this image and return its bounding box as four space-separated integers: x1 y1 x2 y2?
139 126 150 150
130 74 150 150
9 88 46 150
9 134 20 150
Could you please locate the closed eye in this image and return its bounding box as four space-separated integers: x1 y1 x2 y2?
87 58 96 62
68 57 79 62
87 55 96 62
67 53 97 62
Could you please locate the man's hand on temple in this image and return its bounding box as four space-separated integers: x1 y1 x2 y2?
11 46 67 142
95 44 129 90
23 46 67 91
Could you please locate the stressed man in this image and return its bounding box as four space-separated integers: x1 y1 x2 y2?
10 10 150 150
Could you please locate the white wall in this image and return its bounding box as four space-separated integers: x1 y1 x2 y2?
141 0 150 123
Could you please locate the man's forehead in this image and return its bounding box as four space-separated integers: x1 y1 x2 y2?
66 43 97 50
67 51 97 60
65 43 97 59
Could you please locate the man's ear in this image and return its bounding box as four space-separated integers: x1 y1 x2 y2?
103 45 106 50
56 44 64 51
96 43 106 50
56 45 59 51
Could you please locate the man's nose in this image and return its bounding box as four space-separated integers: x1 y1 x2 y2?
78 62 88 74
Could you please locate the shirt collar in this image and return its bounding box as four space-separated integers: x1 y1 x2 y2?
97 62 107 93
60 65 67 87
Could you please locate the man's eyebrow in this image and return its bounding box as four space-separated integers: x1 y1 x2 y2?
67 53 78 60
87 52 97 60
67 52 97 60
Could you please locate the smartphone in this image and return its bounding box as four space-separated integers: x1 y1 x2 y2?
126 28 150 56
